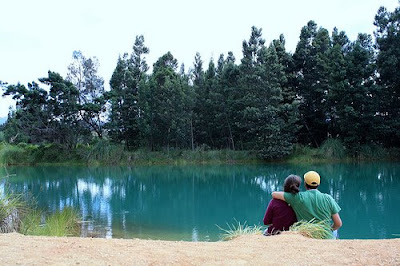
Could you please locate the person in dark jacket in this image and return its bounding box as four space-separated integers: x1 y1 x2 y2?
263 174 301 235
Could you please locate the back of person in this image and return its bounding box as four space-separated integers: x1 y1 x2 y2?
284 189 339 223
263 175 301 235
263 198 297 235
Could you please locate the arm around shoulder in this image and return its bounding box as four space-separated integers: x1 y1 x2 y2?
271 192 285 201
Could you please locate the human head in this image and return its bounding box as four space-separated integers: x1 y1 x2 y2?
304 171 320 190
283 175 301 194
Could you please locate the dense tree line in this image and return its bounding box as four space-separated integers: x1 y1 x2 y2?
2 5 400 159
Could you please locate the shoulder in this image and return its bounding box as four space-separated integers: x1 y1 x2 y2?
321 192 336 201
321 192 341 211
284 191 302 203
271 198 288 206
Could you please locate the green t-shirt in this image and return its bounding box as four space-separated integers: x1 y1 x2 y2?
284 190 341 237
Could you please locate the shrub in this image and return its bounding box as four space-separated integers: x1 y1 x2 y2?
318 139 346 159
0 144 29 165
85 140 128 165
358 144 387 160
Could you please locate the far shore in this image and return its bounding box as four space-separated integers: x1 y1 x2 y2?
0 232 399 265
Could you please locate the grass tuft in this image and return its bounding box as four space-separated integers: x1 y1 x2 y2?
21 207 80 237
0 192 28 233
289 219 333 239
217 221 264 241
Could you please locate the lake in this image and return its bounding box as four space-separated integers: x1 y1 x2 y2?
1 162 399 241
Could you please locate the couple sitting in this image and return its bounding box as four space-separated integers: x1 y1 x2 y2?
263 171 342 239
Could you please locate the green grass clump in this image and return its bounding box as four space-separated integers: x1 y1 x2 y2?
319 139 346 159
217 221 264 241
0 144 30 165
357 144 387 160
19 209 41 235
0 192 28 233
21 207 80 237
289 219 333 239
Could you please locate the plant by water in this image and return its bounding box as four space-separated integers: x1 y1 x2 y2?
20 207 80 237
0 167 81 237
217 221 264 241
289 219 333 239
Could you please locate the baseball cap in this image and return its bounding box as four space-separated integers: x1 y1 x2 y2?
304 171 320 186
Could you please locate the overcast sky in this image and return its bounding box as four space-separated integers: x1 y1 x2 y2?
1 0 399 117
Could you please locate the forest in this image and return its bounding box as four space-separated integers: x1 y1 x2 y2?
1 5 399 161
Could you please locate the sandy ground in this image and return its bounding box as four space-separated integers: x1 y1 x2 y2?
0 232 399 265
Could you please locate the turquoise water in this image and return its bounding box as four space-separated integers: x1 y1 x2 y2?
1 162 399 241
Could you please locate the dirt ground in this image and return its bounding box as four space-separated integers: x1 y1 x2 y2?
0 232 399 265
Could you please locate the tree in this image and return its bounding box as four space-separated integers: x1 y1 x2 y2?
214 53 241 150
327 32 379 151
39 71 83 147
107 35 149 149
191 53 208 147
142 52 190 150
239 27 299 158
374 5 400 147
66 51 106 138
293 21 331 147
3 82 49 143
3 72 84 147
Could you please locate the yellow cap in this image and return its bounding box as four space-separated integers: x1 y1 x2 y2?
304 171 320 186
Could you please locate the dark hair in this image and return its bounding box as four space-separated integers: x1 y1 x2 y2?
283 175 301 194
305 183 318 190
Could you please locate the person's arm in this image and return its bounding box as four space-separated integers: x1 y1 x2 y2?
263 200 274 225
271 192 286 202
331 213 342 231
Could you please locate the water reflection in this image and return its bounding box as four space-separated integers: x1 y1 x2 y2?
1 162 399 240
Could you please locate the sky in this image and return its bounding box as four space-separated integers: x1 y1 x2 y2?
1 0 399 118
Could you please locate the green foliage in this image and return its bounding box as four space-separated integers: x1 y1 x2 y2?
3 72 91 148
0 192 28 233
239 27 299 159
84 140 128 165
2 3 400 159
0 143 82 165
66 50 106 139
374 5 400 147
217 221 264 241
319 139 346 159
293 21 330 147
358 144 387 160
288 144 321 163
0 144 30 165
107 35 149 150
19 209 41 235
21 208 80 237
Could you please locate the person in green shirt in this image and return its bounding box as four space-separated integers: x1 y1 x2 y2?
272 171 342 239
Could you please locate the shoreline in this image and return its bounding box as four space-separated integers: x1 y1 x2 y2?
0 232 399 265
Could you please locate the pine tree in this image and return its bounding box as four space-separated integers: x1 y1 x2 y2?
374 5 400 147
293 21 331 147
108 35 149 150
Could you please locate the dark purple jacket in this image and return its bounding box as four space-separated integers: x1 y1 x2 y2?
263 198 297 235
